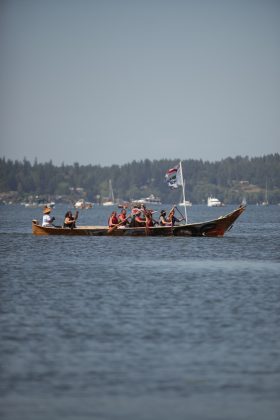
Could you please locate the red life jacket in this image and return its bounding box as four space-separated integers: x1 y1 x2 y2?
108 215 118 226
146 217 154 227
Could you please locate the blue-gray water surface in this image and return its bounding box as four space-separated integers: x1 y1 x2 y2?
0 204 279 420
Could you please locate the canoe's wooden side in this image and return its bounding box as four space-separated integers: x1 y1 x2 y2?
32 220 109 236
32 206 245 237
108 205 245 237
173 205 245 237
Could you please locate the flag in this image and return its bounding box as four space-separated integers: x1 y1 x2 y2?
165 163 183 189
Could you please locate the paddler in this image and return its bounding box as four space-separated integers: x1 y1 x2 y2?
64 210 78 228
168 208 184 226
42 206 56 227
108 211 119 228
158 210 172 226
118 208 130 226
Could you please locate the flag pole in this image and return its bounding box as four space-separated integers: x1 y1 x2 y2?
180 161 188 223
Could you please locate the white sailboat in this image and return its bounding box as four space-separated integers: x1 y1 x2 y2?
178 180 192 207
261 180 269 206
102 180 116 206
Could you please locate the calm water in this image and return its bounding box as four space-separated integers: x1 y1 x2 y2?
0 204 279 420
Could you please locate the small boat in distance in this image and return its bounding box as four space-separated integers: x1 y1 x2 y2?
24 202 39 208
24 201 56 208
74 199 93 209
102 201 115 206
178 200 192 207
32 205 245 237
207 196 223 207
131 194 162 205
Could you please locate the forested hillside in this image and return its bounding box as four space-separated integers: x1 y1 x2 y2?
0 154 279 204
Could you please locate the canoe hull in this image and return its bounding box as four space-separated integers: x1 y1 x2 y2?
32 205 245 237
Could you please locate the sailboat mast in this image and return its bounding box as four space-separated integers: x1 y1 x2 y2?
109 179 114 202
180 161 188 223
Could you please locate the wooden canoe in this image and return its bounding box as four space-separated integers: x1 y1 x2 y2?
32 205 245 237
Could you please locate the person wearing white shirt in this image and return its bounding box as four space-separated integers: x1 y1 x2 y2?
42 207 55 227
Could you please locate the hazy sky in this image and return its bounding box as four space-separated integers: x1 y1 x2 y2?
0 0 279 166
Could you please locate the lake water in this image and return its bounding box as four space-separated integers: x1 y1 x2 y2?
0 204 279 420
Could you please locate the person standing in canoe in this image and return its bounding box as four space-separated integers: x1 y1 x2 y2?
64 210 78 228
42 206 56 227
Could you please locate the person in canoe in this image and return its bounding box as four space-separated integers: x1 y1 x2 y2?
108 211 119 228
118 208 130 227
42 206 56 227
134 209 147 227
129 206 141 227
64 210 78 228
158 210 172 226
168 208 184 226
145 210 158 227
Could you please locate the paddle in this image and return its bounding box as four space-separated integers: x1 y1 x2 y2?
146 210 159 226
70 210 79 230
174 205 186 222
108 215 131 233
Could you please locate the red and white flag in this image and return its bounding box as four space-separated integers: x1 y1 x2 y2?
165 163 183 189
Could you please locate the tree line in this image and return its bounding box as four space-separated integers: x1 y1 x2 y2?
0 154 279 204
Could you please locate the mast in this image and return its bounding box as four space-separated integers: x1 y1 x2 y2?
179 161 188 223
109 179 114 203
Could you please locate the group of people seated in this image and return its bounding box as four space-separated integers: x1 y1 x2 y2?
42 206 78 228
42 204 184 230
108 204 184 229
